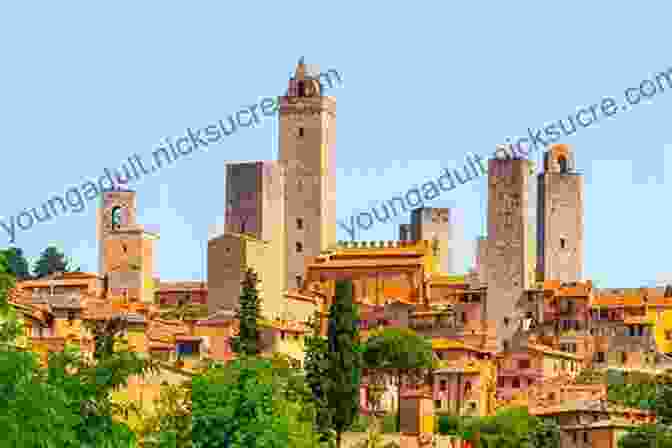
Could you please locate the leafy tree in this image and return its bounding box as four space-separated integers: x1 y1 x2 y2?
361 327 433 432
1 247 31 280
459 407 557 448
230 268 263 356
528 417 561 448
303 310 336 443
129 380 193 448
32 245 72 278
0 251 22 346
325 279 362 448
619 424 672 448
191 356 323 448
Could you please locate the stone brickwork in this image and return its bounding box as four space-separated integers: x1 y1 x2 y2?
537 144 584 283
411 207 452 274
279 61 337 290
486 152 530 350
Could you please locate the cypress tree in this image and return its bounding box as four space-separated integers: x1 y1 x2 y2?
231 268 262 357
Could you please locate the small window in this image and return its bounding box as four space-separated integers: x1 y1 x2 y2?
280 331 286 340
621 352 628 364
296 275 303 289
503 317 510 327
503 340 510 351
440 379 447 391
296 242 303 253
512 378 520 388
297 180 303 192
583 432 589 443
519 359 531 369
299 127 304 137
296 218 303 230
560 238 566 249
434 400 442 409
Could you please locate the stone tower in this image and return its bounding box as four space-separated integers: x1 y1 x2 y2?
537 144 584 283
486 147 530 350
97 189 158 302
410 207 452 274
278 58 337 289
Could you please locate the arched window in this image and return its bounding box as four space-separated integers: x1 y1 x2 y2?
464 381 472 394
558 156 568 173
111 206 123 230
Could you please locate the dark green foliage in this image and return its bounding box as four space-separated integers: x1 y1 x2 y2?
303 280 362 448
458 407 560 448
2 247 31 280
191 356 322 448
437 415 461 435
32 246 72 279
618 424 672 448
230 268 262 356
361 327 433 432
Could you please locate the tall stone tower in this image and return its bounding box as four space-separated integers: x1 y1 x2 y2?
537 144 583 283
410 207 452 274
278 58 337 289
97 189 158 302
486 147 530 350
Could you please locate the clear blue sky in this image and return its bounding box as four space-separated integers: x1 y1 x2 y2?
1 2 670 288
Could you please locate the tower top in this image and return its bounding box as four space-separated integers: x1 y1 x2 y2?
544 144 576 173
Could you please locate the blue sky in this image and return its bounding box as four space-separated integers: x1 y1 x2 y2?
1 2 670 288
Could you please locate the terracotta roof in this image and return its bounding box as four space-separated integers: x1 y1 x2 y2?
156 281 207 292
527 343 583 360
146 319 189 343
307 259 423 269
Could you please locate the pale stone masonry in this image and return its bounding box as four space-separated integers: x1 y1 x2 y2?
486 151 530 350
537 144 584 283
279 61 337 289
410 207 453 274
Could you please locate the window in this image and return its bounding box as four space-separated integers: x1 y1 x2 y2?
558 156 568 173
560 238 566 249
596 352 606 362
512 377 520 388
503 317 510 327
573 432 577 444
280 331 286 340
67 311 75 325
298 127 304 137
434 400 442 409
436 351 444 360
296 242 303 253
296 275 303 289
503 340 510 351
298 81 305 97
464 381 472 394
621 352 628 364
296 218 303 230
440 379 447 391
297 180 303 192
461 312 467 323
519 359 531 369
497 377 504 387
583 432 589 443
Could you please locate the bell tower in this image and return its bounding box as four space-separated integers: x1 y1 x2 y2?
278 58 337 289
537 144 584 283
97 188 158 302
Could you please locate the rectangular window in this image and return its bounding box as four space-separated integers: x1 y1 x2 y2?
299 128 304 137
440 380 447 391
560 238 566 249
296 218 303 230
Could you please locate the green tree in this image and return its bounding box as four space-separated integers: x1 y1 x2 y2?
1 247 31 280
230 268 263 356
303 310 336 443
619 424 672 448
191 356 323 448
361 327 433 432
32 245 72 279
325 279 362 448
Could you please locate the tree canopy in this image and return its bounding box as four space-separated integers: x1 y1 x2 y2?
32 246 73 279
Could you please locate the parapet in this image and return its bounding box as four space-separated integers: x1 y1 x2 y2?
334 240 432 250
